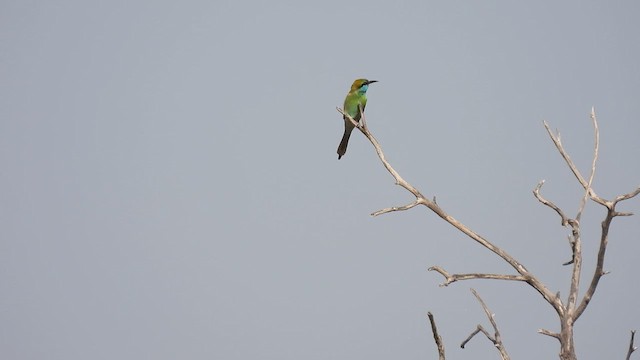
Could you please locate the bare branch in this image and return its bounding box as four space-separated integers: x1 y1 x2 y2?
574 205 619 320
565 109 599 315
542 115 640 324
459 289 510 360
336 107 563 315
337 106 361 129
627 330 637 360
615 187 640 204
533 180 578 265
371 200 421 216
566 229 582 313
542 120 607 207
576 108 599 222
358 104 370 131
538 328 561 341
533 180 569 226
461 325 493 348
337 106 637 359
427 312 446 360
336 107 426 200
428 266 527 287
542 114 639 323
616 211 635 217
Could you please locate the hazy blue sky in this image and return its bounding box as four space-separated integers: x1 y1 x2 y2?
2 1 639 359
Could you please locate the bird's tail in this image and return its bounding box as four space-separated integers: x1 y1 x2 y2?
337 126 354 159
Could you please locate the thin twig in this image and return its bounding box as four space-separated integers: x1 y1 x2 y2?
574 205 622 320
627 330 637 360
576 107 599 222
461 325 493 348
428 266 527 287
538 328 561 341
567 109 599 313
427 312 446 360
542 113 640 323
371 200 421 216
532 180 578 265
615 188 640 203
542 120 607 206
459 289 510 360
533 180 579 265
533 180 569 226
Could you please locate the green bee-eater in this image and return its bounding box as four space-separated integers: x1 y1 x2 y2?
337 78 377 159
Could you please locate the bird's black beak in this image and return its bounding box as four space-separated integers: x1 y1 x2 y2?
366 80 378 85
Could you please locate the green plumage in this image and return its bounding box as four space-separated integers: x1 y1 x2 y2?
337 79 377 159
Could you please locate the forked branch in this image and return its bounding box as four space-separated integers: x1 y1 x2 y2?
336 105 638 359
336 106 562 314
627 330 637 360
460 289 510 360
537 109 640 325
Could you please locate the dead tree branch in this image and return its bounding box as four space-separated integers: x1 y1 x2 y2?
538 328 561 341
427 312 446 360
627 330 637 360
537 110 639 358
336 106 563 315
538 110 640 320
542 118 607 207
533 180 570 226
533 181 580 265
461 326 492 349
574 108 599 221
428 266 527 287
572 182 639 323
459 289 510 360
336 106 639 360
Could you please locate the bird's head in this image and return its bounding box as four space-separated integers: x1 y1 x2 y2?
350 78 378 93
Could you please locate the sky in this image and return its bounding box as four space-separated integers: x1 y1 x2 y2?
2 1 640 359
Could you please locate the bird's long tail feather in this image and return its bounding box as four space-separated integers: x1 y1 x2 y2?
337 126 354 159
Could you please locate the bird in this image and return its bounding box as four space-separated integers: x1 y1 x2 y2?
337 78 377 159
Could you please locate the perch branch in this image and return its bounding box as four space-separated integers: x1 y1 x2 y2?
336 107 563 315
337 105 638 357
